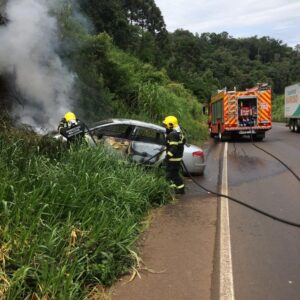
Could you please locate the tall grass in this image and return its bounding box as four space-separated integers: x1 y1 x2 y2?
0 128 171 299
272 94 285 122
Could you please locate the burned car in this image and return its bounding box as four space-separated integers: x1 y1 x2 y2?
88 119 206 175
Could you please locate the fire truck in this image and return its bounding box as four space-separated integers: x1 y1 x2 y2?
208 83 272 141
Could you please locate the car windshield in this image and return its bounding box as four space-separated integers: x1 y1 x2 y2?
132 126 166 145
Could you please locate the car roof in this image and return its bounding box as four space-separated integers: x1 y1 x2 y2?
90 118 165 132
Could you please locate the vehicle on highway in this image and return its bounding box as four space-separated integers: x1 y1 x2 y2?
208 83 272 141
85 119 206 175
285 82 300 132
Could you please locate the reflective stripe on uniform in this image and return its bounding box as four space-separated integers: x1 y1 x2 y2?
170 183 184 189
167 151 174 157
175 184 185 189
168 140 184 145
169 157 182 161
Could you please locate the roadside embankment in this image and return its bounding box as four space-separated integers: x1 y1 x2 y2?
0 125 171 299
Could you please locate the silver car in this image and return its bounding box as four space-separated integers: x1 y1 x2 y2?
88 119 206 175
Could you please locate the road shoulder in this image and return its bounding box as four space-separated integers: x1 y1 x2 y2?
111 193 217 300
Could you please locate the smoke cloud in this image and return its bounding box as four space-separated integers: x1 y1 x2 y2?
0 0 75 131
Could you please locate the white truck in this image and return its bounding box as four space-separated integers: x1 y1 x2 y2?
285 82 300 132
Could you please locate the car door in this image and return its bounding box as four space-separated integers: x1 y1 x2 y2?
129 126 166 164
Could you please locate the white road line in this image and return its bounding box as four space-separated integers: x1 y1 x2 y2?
220 142 235 300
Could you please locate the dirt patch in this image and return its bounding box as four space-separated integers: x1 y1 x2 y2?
110 194 217 300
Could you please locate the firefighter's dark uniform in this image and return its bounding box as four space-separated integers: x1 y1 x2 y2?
58 118 86 144
165 128 186 194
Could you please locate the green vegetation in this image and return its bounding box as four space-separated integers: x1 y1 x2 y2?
55 1 300 135
166 31 300 99
0 125 171 298
57 9 208 142
76 1 300 101
272 95 285 122
1 0 299 297
0 3 209 297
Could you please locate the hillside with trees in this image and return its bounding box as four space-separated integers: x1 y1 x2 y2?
0 0 299 297
1 0 300 128
68 0 300 122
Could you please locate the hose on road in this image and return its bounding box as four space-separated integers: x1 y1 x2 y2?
182 160 300 228
181 130 300 228
79 125 300 228
249 128 300 182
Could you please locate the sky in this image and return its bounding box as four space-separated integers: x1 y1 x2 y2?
155 0 300 47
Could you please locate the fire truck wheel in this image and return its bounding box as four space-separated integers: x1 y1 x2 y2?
253 133 265 141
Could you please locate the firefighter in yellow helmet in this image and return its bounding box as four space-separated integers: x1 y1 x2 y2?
163 115 186 194
58 112 86 144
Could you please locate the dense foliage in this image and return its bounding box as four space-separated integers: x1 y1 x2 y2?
58 0 300 124
0 0 297 297
272 94 285 122
57 6 207 143
78 0 169 66
166 31 300 100
0 124 170 298
76 1 300 100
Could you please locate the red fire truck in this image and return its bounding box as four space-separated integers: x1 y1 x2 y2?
208 84 272 141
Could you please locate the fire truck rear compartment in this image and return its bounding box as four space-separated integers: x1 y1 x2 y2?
238 97 257 127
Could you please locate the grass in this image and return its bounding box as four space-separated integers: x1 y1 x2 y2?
0 126 171 299
272 94 285 122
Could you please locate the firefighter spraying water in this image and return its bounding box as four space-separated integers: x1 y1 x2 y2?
58 112 98 146
163 115 186 195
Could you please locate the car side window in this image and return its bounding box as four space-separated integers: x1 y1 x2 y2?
133 127 166 145
94 124 133 139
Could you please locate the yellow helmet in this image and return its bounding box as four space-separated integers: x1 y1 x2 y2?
163 115 178 129
64 112 76 122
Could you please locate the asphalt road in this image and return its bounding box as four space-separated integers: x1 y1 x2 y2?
111 139 220 300
111 123 300 300
226 123 300 300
